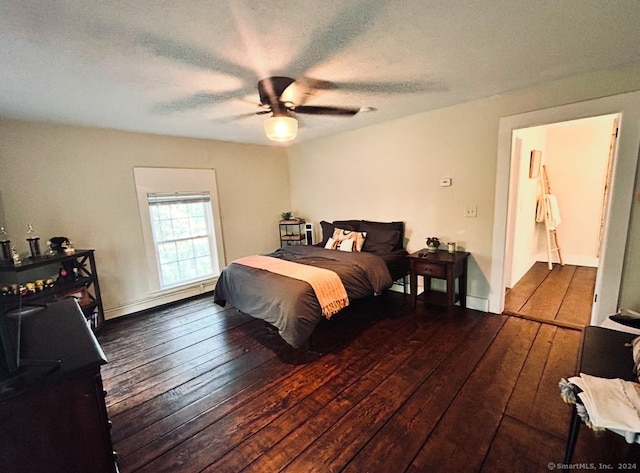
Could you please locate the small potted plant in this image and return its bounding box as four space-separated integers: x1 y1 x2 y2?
426 237 440 252
281 211 293 222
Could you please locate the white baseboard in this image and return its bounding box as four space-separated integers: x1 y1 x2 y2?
104 278 217 320
557 255 599 268
539 255 598 268
388 280 488 312
466 295 489 312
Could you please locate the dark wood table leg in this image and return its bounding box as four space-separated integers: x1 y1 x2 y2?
410 268 418 307
423 276 431 303
446 269 455 314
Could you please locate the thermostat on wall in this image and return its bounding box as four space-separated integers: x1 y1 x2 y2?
440 178 452 187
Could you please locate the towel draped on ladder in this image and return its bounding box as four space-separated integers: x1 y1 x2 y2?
536 194 562 230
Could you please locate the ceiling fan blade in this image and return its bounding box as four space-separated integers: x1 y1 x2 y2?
215 110 271 123
137 33 255 81
280 77 334 106
293 105 360 116
287 0 386 77
330 80 448 94
153 88 252 114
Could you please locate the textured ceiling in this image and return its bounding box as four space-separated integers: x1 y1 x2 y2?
1 0 639 146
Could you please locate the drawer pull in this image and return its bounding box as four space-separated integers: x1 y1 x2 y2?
415 263 445 278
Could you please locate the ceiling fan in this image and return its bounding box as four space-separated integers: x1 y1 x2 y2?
252 76 367 142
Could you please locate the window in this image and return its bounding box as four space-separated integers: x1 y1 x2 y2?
133 167 225 293
147 192 214 288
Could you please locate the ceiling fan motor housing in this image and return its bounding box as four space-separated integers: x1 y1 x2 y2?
258 76 296 110
256 75 363 128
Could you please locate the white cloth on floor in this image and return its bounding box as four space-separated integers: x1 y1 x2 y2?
569 373 640 436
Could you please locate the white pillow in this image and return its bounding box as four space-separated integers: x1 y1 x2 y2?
632 335 640 382
339 239 354 252
324 236 355 252
330 228 367 252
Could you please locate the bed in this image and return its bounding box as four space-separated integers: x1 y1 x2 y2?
213 220 409 348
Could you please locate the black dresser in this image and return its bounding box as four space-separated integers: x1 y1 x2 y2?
0 299 117 473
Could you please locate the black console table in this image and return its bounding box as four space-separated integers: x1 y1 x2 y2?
564 326 639 463
0 299 117 473
0 249 105 332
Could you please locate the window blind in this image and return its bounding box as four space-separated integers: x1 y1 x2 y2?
147 191 211 205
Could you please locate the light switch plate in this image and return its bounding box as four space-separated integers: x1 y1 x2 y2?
440 178 452 187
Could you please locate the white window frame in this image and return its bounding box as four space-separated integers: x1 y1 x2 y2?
147 191 216 288
133 167 226 293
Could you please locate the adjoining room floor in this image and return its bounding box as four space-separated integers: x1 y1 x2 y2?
504 261 596 329
99 292 638 472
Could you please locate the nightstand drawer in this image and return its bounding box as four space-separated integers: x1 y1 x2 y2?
413 260 446 278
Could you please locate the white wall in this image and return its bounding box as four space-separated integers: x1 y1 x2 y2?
288 63 640 312
544 115 615 266
0 120 290 318
508 127 547 287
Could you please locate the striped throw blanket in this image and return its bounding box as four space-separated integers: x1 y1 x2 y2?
233 255 349 318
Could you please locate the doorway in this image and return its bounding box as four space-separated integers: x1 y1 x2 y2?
504 263 596 328
503 114 617 328
489 91 640 326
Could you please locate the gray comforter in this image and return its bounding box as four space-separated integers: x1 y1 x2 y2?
213 245 393 347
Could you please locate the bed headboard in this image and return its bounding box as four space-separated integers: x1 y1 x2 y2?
319 220 405 253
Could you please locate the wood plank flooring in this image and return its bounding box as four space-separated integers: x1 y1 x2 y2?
99 291 639 473
504 262 596 328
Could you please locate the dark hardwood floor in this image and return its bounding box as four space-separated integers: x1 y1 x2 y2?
99 291 638 473
504 262 596 329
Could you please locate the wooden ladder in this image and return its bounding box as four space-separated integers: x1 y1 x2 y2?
542 165 564 270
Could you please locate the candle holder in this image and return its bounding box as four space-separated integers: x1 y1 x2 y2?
0 227 11 260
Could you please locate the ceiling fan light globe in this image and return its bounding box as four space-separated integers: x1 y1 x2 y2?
264 115 298 142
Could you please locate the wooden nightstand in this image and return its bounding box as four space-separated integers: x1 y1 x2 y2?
408 249 470 314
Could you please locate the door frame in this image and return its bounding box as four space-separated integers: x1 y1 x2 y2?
489 91 640 325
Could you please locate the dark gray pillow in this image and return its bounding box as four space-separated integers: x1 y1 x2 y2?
360 221 404 250
319 221 334 246
333 220 361 231
362 229 401 254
